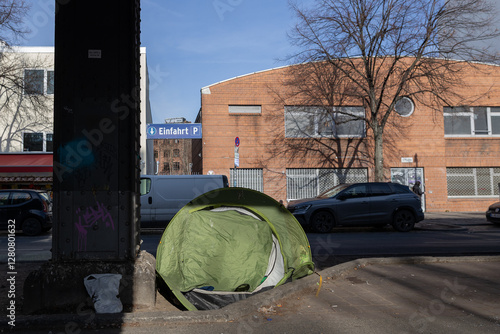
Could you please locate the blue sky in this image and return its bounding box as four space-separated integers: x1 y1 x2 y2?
22 0 302 123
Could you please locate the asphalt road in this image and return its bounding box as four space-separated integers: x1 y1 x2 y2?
1 212 499 266
309 223 500 268
3 212 499 334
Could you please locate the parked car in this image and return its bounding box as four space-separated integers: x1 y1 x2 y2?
287 182 424 233
0 189 53 236
486 202 500 225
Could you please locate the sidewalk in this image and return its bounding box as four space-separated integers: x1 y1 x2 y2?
2 255 500 333
2 211 499 333
416 211 487 231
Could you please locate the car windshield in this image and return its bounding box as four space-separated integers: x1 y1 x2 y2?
318 184 351 198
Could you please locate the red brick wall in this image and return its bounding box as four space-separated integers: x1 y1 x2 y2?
154 138 193 175
200 63 500 212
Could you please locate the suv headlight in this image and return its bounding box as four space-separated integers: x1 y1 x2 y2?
290 204 312 214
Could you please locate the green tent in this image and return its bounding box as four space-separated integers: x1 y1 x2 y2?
156 187 315 311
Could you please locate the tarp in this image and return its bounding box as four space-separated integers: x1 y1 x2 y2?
156 187 314 311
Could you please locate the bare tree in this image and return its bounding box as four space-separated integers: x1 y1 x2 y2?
263 61 372 191
0 0 30 46
0 1 53 153
285 0 500 181
0 51 53 152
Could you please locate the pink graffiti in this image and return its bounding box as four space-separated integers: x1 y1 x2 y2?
75 201 115 252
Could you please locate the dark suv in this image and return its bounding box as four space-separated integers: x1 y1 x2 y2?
287 182 424 233
0 189 53 236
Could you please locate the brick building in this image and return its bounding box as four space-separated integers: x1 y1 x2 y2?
196 60 500 212
153 118 194 175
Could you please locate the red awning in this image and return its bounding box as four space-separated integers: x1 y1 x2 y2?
0 153 53 173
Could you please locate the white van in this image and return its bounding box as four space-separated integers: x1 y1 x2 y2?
140 175 229 227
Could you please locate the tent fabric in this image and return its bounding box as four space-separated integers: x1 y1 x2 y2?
255 234 285 292
167 209 273 292
183 287 267 311
181 233 285 311
156 187 315 311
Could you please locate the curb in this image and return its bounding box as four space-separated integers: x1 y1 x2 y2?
414 223 468 232
4 255 500 330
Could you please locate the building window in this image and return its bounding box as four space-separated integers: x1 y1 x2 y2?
394 97 415 117
23 133 43 151
447 167 500 197
163 163 170 173
24 69 54 95
23 132 53 152
173 162 180 171
444 107 500 136
163 151 170 158
230 168 263 191
173 149 180 157
47 70 54 94
46 134 53 152
229 105 262 114
286 168 368 201
154 151 158 159
285 106 365 138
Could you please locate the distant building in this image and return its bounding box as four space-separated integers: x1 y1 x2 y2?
153 118 195 175
197 60 500 212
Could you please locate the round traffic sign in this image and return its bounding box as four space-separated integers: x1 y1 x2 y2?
235 137 240 147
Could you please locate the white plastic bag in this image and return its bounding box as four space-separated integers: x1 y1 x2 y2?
84 274 123 314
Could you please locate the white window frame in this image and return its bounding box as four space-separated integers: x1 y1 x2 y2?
23 68 54 95
444 107 500 137
285 106 365 138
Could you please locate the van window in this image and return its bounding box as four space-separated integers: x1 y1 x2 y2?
140 178 152 196
0 192 10 206
222 175 229 188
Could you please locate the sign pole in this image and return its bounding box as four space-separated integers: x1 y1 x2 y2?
234 137 240 187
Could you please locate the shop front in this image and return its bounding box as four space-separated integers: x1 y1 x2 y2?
0 153 53 190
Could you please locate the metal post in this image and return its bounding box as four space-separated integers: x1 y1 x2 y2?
53 0 141 261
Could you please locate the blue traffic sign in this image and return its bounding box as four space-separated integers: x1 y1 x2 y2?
146 124 202 139
235 137 240 147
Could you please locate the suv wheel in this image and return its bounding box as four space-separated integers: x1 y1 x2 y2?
22 218 42 236
311 211 335 233
392 210 416 232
